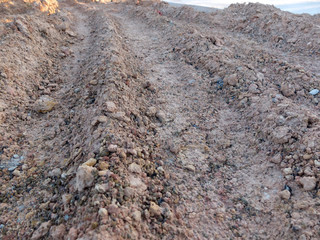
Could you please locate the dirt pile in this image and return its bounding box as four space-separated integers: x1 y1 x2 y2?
1 0 320 239
0 0 59 15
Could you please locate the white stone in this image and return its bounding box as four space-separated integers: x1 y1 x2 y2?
75 165 95 192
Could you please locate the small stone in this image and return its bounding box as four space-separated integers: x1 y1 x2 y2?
31 221 51 240
272 126 290 144
271 154 282 164
169 144 180 154
50 224 66 240
62 194 72 205
49 168 62 177
99 208 108 218
75 165 95 192
156 110 166 123
98 170 108 176
13 154 19 159
105 101 117 112
98 162 109 170
279 189 291 200
257 72 264 81
89 80 98 85
302 154 312 160
95 183 109 193
185 164 196 172
113 112 130 122
97 115 108 123
225 73 238 86
248 83 260 94
300 177 317 191
128 162 142 174
132 210 142 222
108 204 119 214
281 83 295 97
146 107 157 117
283 167 292 175
128 175 147 192
149 202 161 217
67 227 78 240
309 89 319 95
127 149 137 156
314 160 320 167
34 95 57 113
83 158 97 167
124 187 135 198
12 169 22 177
108 144 118 152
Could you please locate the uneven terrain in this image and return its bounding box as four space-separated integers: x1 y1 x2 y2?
1 0 320 239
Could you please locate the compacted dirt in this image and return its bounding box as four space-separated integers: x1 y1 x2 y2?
1 0 320 239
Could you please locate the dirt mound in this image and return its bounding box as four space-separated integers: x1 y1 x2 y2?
0 0 59 15
1 1 320 239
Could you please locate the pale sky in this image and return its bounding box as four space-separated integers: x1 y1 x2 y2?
167 0 320 14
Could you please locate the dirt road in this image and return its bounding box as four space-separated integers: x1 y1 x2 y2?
1 0 320 239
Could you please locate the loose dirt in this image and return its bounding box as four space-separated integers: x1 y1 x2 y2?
1 0 320 239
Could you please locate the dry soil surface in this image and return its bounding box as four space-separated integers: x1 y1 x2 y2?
1 0 320 239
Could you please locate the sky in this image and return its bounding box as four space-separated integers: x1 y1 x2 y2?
167 0 320 14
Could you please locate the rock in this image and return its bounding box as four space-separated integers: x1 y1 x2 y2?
15 19 29 36
128 162 142 174
89 80 98 85
272 126 290 144
283 167 292 175
98 170 108 176
156 110 166 123
149 202 161 217
112 112 130 122
50 224 66 240
0 112 5 124
270 154 282 164
98 208 108 218
108 204 119 214
280 83 295 97
257 72 264 81
146 107 157 117
127 149 137 156
132 210 142 222
105 101 117 112
225 73 238 86
31 221 51 240
34 95 57 113
12 169 22 177
128 175 147 192
309 89 319 95
169 143 180 154
67 227 78 240
62 194 72 205
98 162 109 170
108 144 118 152
49 168 62 177
95 183 109 193
302 154 312 160
75 165 95 192
99 115 109 122
279 189 291 200
299 177 317 191
124 187 135 198
83 158 97 167
0 101 7 112
248 83 260 94
185 164 196 172
314 160 320 167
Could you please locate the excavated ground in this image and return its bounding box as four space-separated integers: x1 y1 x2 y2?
0 0 320 239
